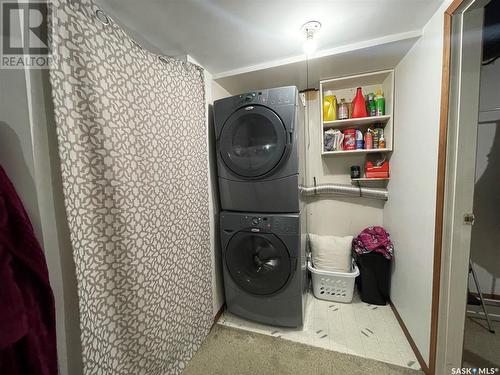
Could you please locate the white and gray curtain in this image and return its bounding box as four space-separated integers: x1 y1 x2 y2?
49 1 212 374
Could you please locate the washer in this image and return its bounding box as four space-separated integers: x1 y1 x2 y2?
213 86 305 213
220 211 307 327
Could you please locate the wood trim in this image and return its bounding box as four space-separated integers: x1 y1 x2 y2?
390 301 430 374
448 0 467 14
429 1 466 374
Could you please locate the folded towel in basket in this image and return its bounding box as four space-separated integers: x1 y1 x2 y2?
309 233 353 273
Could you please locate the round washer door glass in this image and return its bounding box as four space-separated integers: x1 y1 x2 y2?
225 232 292 295
220 106 287 178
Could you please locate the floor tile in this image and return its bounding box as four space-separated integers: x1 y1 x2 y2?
218 290 421 370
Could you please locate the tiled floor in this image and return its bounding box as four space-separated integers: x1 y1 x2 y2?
218 291 420 371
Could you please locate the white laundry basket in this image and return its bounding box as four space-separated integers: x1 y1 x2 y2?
307 260 359 303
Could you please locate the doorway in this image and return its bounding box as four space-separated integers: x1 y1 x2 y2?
434 0 500 373
463 0 500 367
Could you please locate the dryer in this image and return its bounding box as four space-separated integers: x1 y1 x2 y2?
220 211 307 327
213 86 305 213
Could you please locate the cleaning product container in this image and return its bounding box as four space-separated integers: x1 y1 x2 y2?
375 88 385 116
323 91 337 121
308 260 359 303
338 98 349 120
351 87 368 118
343 129 356 150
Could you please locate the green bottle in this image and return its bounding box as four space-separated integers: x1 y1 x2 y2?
375 88 385 116
368 93 376 117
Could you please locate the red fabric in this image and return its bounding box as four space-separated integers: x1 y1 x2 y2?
0 166 58 375
352 226 394 260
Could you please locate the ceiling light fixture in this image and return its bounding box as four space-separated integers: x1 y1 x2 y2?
301 21 321 55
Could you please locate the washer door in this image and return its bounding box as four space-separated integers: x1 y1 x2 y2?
225 231 292 295
219 106 287 178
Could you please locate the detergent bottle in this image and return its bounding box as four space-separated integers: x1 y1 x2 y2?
323 91 337 121
351 87 368 118
375 88 385 116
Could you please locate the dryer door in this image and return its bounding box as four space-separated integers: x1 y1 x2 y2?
225 231 292 295
219 105 287 178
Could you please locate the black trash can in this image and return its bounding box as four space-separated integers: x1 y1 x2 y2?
355 252 391 305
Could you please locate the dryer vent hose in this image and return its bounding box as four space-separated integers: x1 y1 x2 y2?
299 183 388 201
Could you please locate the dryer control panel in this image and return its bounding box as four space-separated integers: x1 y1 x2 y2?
236 86 296 106
237 91 268 104
238 214 299 234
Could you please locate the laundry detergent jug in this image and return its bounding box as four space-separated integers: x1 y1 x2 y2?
323 91 337 121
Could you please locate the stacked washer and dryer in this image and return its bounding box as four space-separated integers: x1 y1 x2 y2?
213 86 307 327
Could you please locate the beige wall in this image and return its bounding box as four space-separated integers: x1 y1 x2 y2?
383 0 453 364
305 96 384 237
0 68 42 240
212 81 232 103
189 53 233 317
28 68 84 375
0 68 83 375
208 80 232 316
0 10 83 374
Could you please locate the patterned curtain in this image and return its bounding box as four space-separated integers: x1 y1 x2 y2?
49 1 212 374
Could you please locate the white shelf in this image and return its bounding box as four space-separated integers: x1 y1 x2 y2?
323 115 391 130
322 148 392 156
351 178 390 182
351 177 390 187
320 69 395 159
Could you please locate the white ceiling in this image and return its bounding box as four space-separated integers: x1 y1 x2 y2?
97 0 443 76
214 36 419 94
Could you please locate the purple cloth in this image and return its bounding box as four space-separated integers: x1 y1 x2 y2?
0 166 58 375
352 226 394 260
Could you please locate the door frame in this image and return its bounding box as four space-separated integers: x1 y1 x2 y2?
430 0 488 373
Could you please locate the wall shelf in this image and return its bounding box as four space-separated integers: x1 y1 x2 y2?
323 115 391 130
322 148 392 156
351 177 390 187
320 69 395 157
351 177 390 181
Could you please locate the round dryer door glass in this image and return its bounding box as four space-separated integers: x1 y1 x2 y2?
219 106 287 178
225 232 292 295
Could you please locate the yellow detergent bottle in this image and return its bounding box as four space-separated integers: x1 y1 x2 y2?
323 91 337 121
